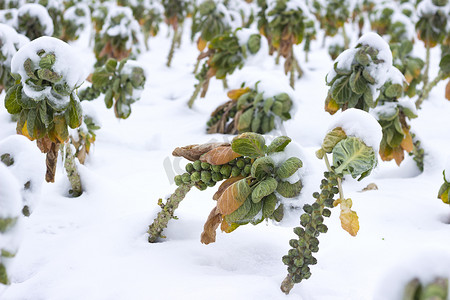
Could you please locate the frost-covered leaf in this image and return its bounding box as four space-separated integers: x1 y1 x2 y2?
266 136 291 154
385 83 403 98
333 137 377 180
251 156 275 180
200 146 240 165
252 177 278 203
276 180 302 198
217 178 251 215
231 132 265 158
277 157 303 179
317 127 347 159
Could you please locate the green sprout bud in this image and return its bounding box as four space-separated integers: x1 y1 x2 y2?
324 199 334 208
196 181 207 191
220 165 232 177
174 175 183 186
212 172 223 182
303 204 313 214
282 255 291 265
288 248 299 257
322 208 331 217
193 160 202 171
231 166 241 177
236 158 245 169
289 239 299 248
312 192 320 199
292 274 303 283
201 162 210 170
293 258 304 267
300 213 311 225
243 164 251 176
185 163 194 173
309 244 319 253
182 173 191 183
212 165 221 172
206 180 216 187
317 224 328 233
311 203 321 211
293 227 305 237
191 171 201 182
201 171 212 183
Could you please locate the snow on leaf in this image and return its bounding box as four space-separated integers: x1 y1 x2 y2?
231 132 265 158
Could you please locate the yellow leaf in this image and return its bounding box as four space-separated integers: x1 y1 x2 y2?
400 130 414 153
338 198 360 236
200 146 241 165
227 87 250 101
446 80 450 101
19 121 33 140
325 95 339 115
197 37 207 52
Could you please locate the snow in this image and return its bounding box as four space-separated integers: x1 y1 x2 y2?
17 3 54 37
0 24 29 66
0 164 21 219
11 36 88 107
328 108 382 153
0 5 450 300
445 159 450 181
0 9 18 29
0 135 45 215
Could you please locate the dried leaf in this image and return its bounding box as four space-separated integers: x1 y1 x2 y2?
200 146 241 165
36 136 53 153
172 142 229 161
217 178 251 215
197 37 207 52
445 80 450 101
200 206 222 245
392 146 404 166
213 176 244 200
338 198 359 236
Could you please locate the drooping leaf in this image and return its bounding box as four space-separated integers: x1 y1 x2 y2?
4 85 22 114
333 137 377 180
350 69 367 94
172 142 230 161
65 97 83 129
316 127 347 158
213 176 244 200
37 69 62 83
277 157 303 179
252 177 278 203
217 178 252 215
438 181 450 204
231 132 265 158
385 83 403 98
39 53 56 69
439 54 450 75
237 107 254 131
262 193 278 218
251 156 275 180
227 87 250 100
335 198 359 236
53 114 69 143
266 136 291 154
276 179 302 198
400 130 414 153
200 146 241 165
224 196 252 223
330 76 352 104
200 206 222 245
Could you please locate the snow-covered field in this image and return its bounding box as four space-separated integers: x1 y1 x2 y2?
1 16 450 300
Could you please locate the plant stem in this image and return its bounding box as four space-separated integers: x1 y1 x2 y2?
45 142 59 183
280 274 295 295
148 183 193 243
62 143 82 197
166 26 179 67
290 60 295 89
193 59 200 74
324 155 344 200
187 79 204 108
342 24 350 49
222 78 228 90
416 71 444 109
423 42 430 88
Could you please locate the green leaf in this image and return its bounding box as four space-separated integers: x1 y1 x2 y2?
237 107 254 132
0 217 18 233
333 137 377 180
224 196 252 223
277 157 303 179
251 156 275 180
362 69 375 84
439 54 450 75
266 136 291 154
276 180 302 198
0 262 8 285
236 92 252 109
23 58 37 80
37 69 62 83
105 58 118 73
104 89 113 108
92 69 111 88
318 127 347 156
231 132 266 158
239 200 263 224
27 109 37 138
350 69 367 94
263 97 274 113
247 34 261 54
262 193 278 218
272 203 284 222
65 97 83 129
39 53 56 69
331 76 352 104
271 100 283 117
4 85 22 114
385 83 403 98
355 51 370 66
252 177 278 203
38 101 49 127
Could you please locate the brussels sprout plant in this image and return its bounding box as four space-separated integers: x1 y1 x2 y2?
4 37 86 195
281 109 381 294
16 3 54 41
207 84 293 134
148 133 304 244
80 58 146 119
187 30 262 108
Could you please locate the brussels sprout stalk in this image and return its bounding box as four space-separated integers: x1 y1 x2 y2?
166 27 180 67
148 183 193 243
61 143 82 197
416 70 446 109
